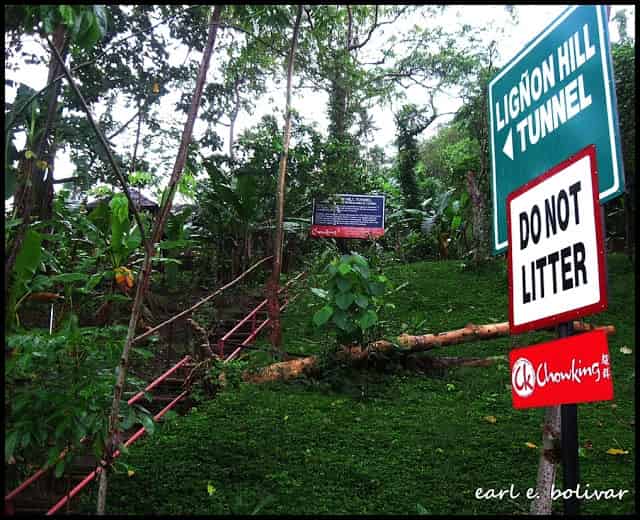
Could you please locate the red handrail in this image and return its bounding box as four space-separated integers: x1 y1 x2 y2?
8 271 305 514
46 391 189 515
217 271 305 356
5 357 191 512
127 356 191 405
224 296 295 362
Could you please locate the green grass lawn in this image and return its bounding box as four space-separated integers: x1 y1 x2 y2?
83 254 635 514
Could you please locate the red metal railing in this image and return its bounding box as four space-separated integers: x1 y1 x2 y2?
5 270 305 515
217 272 305 357
46 390 190 515
4 356 191 515
127 355 192 406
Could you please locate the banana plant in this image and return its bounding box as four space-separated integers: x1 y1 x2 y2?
5 228 43 330
86 193 144 294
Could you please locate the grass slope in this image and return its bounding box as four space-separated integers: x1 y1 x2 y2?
84 254 635 514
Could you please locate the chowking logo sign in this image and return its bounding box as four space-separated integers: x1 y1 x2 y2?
509 329 613 409
512 357 535 398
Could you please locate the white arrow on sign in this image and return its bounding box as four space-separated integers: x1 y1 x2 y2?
502 128 514 160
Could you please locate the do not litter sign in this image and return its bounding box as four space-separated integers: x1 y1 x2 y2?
507 145 607 334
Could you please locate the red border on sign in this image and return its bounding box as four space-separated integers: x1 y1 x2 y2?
507 144 608 334
310 225 384 239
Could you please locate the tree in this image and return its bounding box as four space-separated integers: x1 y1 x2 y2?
93 6 224 512
395 103 440 211
267 5 303 359
454 41 499 263
610 40 635 262
4 6 108 324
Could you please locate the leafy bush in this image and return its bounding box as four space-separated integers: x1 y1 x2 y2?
4 316 151 478
310 253 392 348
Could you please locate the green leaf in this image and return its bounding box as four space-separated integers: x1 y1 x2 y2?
335 276 352 293
158 239 188 251
109 193 129 224
313 305 334 327
133 347 154 360
357 310 378 330
451 215 462 231
54 458 65 478
125 225 142 253
335 292 355 310
121 409 136 430
310 288 329 300
103 293 132 303
5 431 19 462
46 446 60 467
140 413 155 435
58 5 74 26
85 272 105 291
337 262 352 276
88 202 110 235
355 294 369 308
350 253 367 268
13 229 42 288
50 272 89 284
352 263 370 279
368 281 386 296
331 309 349 331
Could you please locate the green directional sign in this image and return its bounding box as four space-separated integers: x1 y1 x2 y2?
489 5 624 254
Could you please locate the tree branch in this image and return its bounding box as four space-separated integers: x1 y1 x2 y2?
348 5 409 51
46 36 152 255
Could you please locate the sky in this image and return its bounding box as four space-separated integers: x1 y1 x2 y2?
4 4 636 201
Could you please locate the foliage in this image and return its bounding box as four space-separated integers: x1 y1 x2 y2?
89 254 634 515
311 253 392 347
5 229 43 330
160 207 195 291
606 40 635 256
88 196 144 277
4 318 151 478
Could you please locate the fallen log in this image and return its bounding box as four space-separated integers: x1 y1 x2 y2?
239 320 615 384
242 352 498 385
243 356 319 384
398 321 615 351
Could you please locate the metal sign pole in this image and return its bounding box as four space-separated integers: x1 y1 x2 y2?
559 321 579 515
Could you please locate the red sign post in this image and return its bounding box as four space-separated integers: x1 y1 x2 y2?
510 329 613 409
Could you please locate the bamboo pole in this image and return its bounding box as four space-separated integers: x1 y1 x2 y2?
398 321 615 351
94 7 225 514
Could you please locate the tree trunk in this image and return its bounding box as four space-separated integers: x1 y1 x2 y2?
267 5 303 358
228 79 241 160
241 318 615 384
466 170 487 264
96 6 224 514
33 23 69 220
530 405 562 514
4 25 68 320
